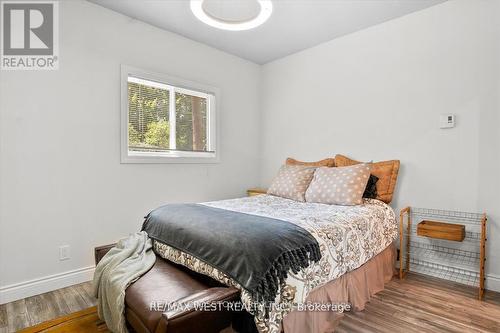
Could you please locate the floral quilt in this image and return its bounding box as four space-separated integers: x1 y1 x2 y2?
153 195 397 333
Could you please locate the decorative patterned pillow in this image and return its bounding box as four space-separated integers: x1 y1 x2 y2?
334 155 400 204
267 165 317 202
286 157 335 167
305 164 372 205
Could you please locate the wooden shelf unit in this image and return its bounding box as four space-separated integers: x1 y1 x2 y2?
399 207 487 300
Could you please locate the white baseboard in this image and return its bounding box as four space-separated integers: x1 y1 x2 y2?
486 273 500 292
0 266 95 305
0 266 498 305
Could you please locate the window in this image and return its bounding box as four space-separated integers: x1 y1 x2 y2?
121 66 218 163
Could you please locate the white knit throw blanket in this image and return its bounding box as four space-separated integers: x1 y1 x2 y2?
93 231 156 333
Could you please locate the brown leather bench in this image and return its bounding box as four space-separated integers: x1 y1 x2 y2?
95 245 240 333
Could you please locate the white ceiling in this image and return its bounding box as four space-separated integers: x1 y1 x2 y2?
89 0 446 64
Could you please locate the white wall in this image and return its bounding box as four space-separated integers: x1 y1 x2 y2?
0 0 261 301
259 0 500 290
2 0 500 303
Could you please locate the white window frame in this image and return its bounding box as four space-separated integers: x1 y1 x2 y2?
121 65 219 164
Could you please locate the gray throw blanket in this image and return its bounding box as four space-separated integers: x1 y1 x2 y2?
143 204 321 305
93 232 156 333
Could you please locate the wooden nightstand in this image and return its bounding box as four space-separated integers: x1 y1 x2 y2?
247 188 267 197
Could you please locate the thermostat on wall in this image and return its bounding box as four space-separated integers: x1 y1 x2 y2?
440 114 455 129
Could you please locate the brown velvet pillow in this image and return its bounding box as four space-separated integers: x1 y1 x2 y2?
334 154 400 204
286 157 335 167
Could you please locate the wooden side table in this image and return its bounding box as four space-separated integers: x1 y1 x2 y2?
247 188 267 197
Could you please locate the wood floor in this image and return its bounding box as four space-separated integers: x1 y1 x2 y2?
337 273 500 333
1 273 499 333
0 282 96 333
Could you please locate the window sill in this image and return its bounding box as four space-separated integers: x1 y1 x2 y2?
121 151 219 164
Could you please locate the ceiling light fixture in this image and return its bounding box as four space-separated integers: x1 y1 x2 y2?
190 0 273 31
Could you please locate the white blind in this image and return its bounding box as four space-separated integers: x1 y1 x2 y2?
127 76 212 153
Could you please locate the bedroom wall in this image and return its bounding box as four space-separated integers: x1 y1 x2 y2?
259 0 500 291
0 0 261 302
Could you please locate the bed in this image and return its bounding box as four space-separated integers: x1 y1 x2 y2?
151 194 398 333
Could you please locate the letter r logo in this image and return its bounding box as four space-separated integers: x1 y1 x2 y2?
2 2 54 55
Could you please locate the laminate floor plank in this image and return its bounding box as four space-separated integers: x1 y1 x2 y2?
44 290 71 318
371 290 484 332
338 273 500 333
338 316 383 333
484 291 500 306
26 290 73 327
386 287 499 331
3 273 500 333
386 278 500 323
5 299 30 332
334 326 350 333
0 304 7 329
54 285 88 313
348 304 421 333
74 282 97 307
378 289 483 329
343 309 412 333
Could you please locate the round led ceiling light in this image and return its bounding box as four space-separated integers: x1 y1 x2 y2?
190 0 273 31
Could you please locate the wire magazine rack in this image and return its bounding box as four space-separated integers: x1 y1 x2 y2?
399 207 487 300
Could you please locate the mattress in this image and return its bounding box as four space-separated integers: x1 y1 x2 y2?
153 194 397 333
